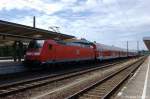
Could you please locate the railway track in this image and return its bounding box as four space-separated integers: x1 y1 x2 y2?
67 57 145 99
0 59 130 97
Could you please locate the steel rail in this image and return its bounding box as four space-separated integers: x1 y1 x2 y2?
67 57 146 99
0 59 127 97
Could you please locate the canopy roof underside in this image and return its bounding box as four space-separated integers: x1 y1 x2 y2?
0 20 74 46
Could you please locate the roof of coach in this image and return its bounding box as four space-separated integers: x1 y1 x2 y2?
97 43 137 53
95 43 126 52
128 50 137 53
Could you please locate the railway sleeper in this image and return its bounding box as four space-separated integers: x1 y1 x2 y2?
72 58 145 99
81 94 102 98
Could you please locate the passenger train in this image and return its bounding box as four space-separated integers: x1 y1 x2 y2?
24 38 137 66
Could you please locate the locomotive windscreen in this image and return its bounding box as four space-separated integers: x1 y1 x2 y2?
28 40 44 49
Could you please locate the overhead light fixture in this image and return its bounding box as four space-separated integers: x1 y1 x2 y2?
33 35 42 38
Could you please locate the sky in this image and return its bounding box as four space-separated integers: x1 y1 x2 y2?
0 0 149 50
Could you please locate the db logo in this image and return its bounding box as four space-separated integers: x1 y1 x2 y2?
76 50 80 55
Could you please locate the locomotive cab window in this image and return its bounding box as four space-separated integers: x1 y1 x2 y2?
28 40 44 49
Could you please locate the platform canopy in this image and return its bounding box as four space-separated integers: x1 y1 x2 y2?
143 37 150 50
0 20 74 46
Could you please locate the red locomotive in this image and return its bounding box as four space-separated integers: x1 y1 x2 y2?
25 38 137 66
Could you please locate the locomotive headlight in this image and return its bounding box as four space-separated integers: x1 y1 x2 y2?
26 52 32 55
34 52 40 55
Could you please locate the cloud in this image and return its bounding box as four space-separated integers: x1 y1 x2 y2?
61 0 77 3
0 0 66 15
0 0 149 50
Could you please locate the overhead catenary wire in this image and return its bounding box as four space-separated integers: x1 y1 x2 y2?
115 0 141 52
100 0 139 51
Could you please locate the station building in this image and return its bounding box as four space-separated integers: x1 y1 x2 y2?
143 37 150 51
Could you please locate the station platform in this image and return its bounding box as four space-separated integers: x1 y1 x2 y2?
0 57 16 66
0 56 12 60
115 56 150 99
0 59 25 75
0 59 24 66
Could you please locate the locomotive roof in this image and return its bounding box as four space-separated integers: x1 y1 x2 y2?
64 38 93 45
